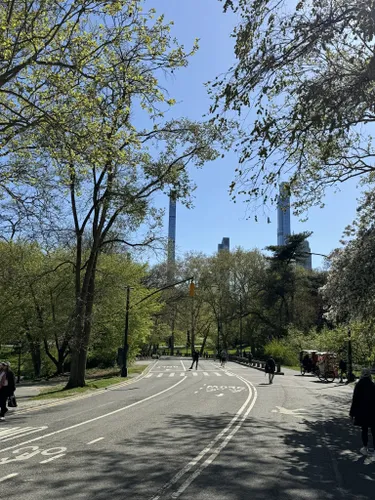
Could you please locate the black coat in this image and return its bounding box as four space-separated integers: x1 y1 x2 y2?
6 370 15 394
350 377 375 426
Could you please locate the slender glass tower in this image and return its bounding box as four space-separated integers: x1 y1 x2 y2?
167 191 177 282
277 183 291 246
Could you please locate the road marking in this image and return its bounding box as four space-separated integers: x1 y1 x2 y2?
214 372 222 377
180 373 185 377
271 406 308 417
169 373 175 377
180 360 186 371
171 373 257 499
192 372 198 377
0 377 187 454
157 373 163 378
217 394 224 397
150 372 257 500
87 437 104 445
203 372 209 376
0 473 18 482
145 374 153 378
40 454 66 464
0 426 48 443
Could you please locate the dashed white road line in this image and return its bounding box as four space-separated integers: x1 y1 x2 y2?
0 376 187 454
180 360 186 372
192 372 198 377
87 437 104 445
150 371 257 500
157 373 163 378
0 473 18 482
169 373 175 377
203 372 209 377
214 372 222 377
40 454 66 464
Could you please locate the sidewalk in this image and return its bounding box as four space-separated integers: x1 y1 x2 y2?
13 360 155 413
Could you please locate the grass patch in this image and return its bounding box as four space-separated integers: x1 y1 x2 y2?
34 365 148 400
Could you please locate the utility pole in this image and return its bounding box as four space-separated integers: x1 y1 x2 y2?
190 281 195 356
239 295 243 357
346 328 355 384
121 286 131 378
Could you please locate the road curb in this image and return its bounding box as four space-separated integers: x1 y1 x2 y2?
14 361 157 415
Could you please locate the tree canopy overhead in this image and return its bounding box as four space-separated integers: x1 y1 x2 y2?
212 0 375 215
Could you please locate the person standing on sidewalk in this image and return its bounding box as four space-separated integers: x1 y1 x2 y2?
189 350 199 370
265 356 276 384
350 368 375 455
0 362 9 421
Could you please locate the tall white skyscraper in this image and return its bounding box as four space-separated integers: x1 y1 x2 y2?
167 191 177 282
277 182 291 246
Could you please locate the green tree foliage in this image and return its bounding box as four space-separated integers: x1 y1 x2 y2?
212 0 375 214
1 2 233 387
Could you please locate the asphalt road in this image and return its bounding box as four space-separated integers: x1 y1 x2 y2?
0 358 373 500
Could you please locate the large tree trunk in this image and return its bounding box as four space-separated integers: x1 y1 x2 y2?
66 253 98 389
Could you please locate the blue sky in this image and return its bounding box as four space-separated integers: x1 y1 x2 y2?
143 0 361 269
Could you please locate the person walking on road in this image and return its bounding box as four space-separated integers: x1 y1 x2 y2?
350 368 375 455
189 350 199 370
220 349 228 368
0 362 9 421
265 356 276 384
4 362 16 407
339 359 347 383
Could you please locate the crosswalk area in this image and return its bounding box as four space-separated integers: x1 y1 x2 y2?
145 371 235 379
0 426 48 443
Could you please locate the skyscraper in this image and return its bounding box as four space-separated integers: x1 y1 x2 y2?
277 182 291 246
218 237 230 253
297 240 313 271
167 191 177 282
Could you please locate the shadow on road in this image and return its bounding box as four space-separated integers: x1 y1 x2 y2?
6 404 375 500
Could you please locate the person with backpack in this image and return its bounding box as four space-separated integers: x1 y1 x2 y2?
0 362 9 421
265 356 276 384
189 350 199 370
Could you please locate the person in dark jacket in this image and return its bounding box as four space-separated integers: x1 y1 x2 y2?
350 368 375 455
4 362 16 398
189 350 199 370
265 356 276 384
339 359 347 383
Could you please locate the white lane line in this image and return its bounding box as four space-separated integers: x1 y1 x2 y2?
40 454 66 464
157 373 163 378
171 374 257 499
217 393 224 397
87 437 104 445
0 377 187 454
203 372 209 377
169 373 175 377
180 360 186 372
192 372 198 377
0 426 48 443
0 473 18 482
214 372 222 377
145 374 153 378
180 373 185 377
150 373 255 500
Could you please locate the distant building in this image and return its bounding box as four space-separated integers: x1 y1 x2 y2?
218 237 230 253
277 183 291 246
297 240 312 271
167 192 177 282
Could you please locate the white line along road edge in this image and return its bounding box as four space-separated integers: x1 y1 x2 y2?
0 376 187 454
150 371 258 500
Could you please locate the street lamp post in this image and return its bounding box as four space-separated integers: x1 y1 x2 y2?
239 295 243 358
121 286 131 378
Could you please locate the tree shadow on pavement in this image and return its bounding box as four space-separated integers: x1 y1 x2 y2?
7 408 374 500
